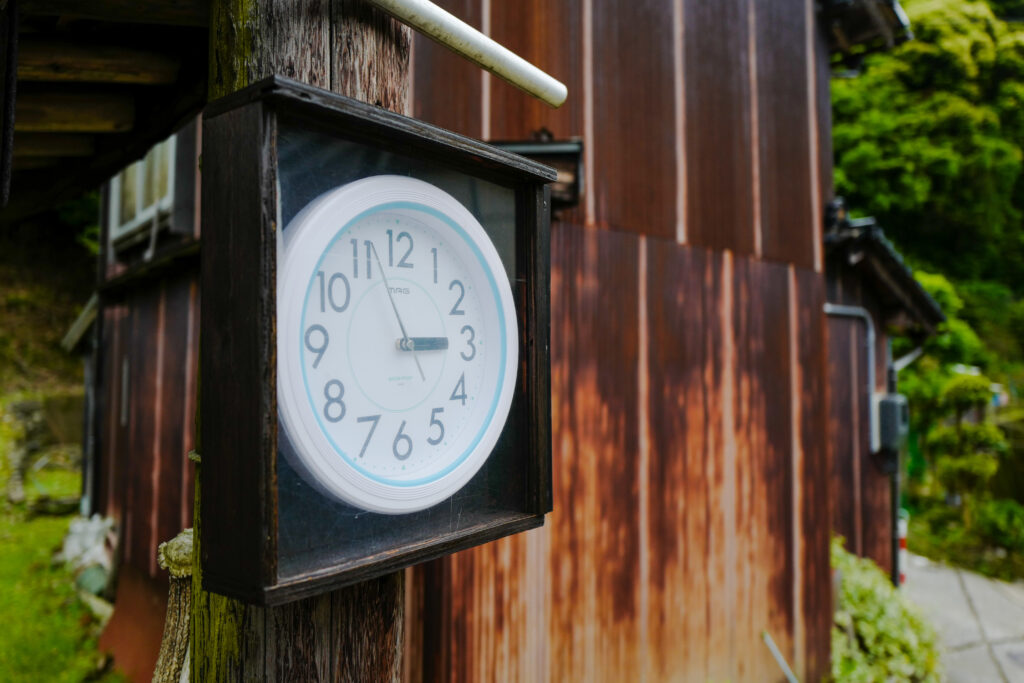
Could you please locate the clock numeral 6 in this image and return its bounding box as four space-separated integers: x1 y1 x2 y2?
427 407 445 446
323 380 346 423
305 325 329 368
317 271 350 313
393 420 413 460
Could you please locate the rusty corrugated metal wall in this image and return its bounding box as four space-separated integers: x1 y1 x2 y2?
403 1 834 681
826 264 893 576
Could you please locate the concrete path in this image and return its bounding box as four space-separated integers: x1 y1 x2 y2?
903 553 1024 683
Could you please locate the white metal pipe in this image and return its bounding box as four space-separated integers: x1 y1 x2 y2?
364 0 568 108
825 302 879 453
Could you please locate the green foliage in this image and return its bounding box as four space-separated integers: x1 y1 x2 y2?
936 452 1000 494
975 498 1024 552
831 537 942 682
0 509 123 682
833 0 1024 288
941 374 996 411
0 400 122 682
908 506 1024 579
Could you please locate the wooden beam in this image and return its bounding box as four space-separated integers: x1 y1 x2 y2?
12 156 62 170
14 92 133 132
12 132 94 156
18 41 179 84
21 0 208 27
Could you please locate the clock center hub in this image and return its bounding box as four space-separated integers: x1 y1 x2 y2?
346 278 446 412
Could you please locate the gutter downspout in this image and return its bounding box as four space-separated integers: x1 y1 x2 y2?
364 0 568 107
825 303 879 452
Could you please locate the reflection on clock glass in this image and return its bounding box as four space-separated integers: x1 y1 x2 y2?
277 177 518 514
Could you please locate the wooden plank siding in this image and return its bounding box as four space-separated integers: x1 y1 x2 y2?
826 265 894 575
97 270 198 582
406 0 833 680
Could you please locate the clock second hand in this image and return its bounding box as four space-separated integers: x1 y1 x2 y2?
369 241 426 381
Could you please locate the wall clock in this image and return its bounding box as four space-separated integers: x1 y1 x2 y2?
199 77 553 604
277 175 518 513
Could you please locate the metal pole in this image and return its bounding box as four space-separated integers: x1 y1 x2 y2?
363 0 569 108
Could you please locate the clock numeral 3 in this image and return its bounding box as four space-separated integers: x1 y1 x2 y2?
449 279 466 316
323 380 346 423
450 373 468 406
317 271 350 313
427 407 445 445
393 420 413 460
459 325 476 361
305 325 329 368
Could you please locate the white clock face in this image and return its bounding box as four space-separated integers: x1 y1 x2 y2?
277 175 518 514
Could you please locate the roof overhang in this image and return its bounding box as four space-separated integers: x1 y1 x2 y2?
825 220 946 336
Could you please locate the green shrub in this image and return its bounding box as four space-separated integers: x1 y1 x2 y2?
831 537 942 682
976 498 1024 552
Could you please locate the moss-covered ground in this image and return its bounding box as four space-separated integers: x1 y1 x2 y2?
0 472 124 682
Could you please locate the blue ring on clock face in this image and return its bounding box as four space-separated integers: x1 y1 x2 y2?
299 201 509 488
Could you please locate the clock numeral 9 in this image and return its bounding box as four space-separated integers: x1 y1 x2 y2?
459 325 476 361
323 380 346 423
427 407 445 445
449 279 466 316
316 271 350 312
393 420 413 460
305 325 329 368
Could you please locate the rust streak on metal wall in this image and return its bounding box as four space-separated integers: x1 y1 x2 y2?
547 222 643 680
796 267 831 681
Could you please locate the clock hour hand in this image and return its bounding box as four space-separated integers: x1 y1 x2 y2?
368 242 426 381
396 337 449 352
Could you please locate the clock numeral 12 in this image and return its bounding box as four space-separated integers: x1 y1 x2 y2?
386 229 414 268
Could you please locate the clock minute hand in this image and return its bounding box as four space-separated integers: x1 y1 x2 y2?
369 242 426 381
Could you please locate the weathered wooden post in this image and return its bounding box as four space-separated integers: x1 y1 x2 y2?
192 2 411 679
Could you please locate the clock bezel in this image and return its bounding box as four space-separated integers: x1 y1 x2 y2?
200 76 554 605
277 175 520 513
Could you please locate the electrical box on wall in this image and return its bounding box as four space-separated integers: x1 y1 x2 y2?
199 77 554 605
872 392 909 474
878 393 909 452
